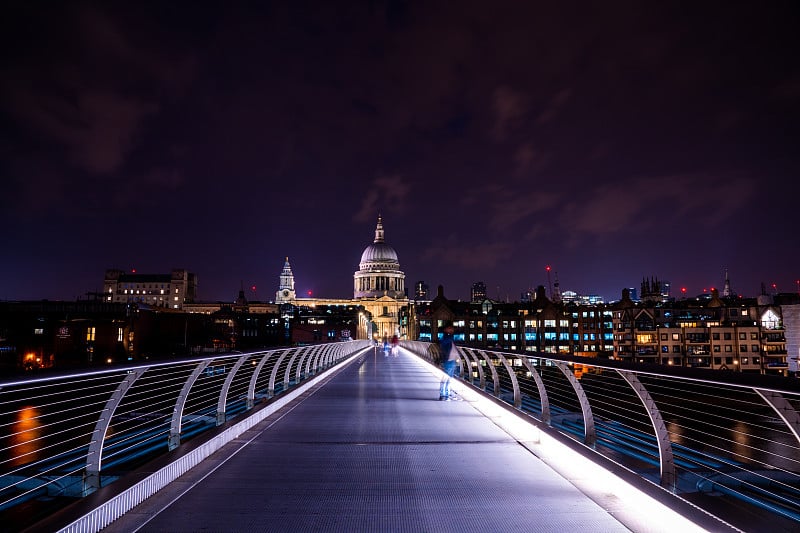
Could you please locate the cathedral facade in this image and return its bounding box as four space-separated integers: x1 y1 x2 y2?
275 216 409 341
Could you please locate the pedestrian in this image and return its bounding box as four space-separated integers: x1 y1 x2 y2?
438 321 458 400
391 334 399 356
383 338 391 357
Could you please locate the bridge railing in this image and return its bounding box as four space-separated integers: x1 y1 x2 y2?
402 340 800 526
0 340 371 528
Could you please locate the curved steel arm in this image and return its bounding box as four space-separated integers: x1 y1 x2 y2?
169 361 210 451
269 349 294 397
217 353 251 425
519 357 551 425
493 352 521 408
84 368 147 494
617 370 676 491
555 362 596 447
755 389 800 447
247 350 277 409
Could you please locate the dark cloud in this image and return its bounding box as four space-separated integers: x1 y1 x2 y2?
1 1 799 302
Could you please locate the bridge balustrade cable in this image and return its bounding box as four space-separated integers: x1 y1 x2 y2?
0 340 370 531
402 340 800 526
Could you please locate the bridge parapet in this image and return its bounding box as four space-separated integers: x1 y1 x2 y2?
402 340 800 525
0 340 371 530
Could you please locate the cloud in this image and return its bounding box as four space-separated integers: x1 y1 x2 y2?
353 174 411 223
491 86 529 142
535 88 572 125
513 141 551 176
462 183 559 232
421 237 516 271
2 82 158 174
558 172 756 243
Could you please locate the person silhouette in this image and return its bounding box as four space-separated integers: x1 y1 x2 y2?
438 322 458 400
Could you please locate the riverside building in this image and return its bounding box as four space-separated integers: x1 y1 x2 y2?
413 285 796 376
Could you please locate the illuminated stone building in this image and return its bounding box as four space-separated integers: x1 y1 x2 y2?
266 215 408 342
103 269 197 310
412 285 796 376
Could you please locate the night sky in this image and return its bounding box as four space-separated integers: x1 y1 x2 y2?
2 1 799 303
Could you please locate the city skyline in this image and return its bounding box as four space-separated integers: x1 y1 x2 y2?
2 2 799 303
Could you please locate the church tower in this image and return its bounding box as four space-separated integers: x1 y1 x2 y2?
353 215 408 340
275 257 296 303
353 215 406 300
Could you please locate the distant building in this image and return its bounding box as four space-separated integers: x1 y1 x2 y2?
408 285 800 376
103 269 197 310
414 281 429 300
276 257 297 304
471 282 487 303
266 215 409 342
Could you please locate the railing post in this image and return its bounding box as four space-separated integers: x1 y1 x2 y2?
84 368 146 495
493 351 521 408
519 357 551 425
217 352 250 426
617 369 676 491
554 361 596 447
169 361 210 451
755 389 800 447
247 350 276 409
269 349 293 397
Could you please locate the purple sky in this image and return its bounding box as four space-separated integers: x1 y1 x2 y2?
2 2 799 303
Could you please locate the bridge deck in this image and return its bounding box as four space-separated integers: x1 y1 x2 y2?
100 348 706 533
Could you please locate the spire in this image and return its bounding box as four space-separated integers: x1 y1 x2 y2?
722 268 731 297
276 257 296 303
374 214 385 243
553 271 562 303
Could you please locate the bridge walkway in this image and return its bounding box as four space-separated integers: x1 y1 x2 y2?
98 347 712 533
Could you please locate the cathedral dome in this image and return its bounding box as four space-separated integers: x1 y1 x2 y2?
358 215 400 269
360 242 398 264
354 215 405 300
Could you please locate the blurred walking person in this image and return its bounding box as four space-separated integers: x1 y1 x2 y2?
438 322 458 400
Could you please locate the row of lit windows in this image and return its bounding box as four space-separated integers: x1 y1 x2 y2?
84 327 125 342
657 356 763 366
121 289 167 295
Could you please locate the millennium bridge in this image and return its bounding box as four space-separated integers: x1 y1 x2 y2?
1 341 799 532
